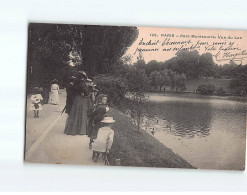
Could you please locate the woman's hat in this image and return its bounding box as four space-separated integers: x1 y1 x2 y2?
101 117 115 123
50 79 58 83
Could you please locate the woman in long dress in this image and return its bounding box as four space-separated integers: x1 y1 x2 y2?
65 76 76 115
64 72 90 135
49 79 60 105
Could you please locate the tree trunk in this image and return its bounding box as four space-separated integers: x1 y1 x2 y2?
137 108 141 132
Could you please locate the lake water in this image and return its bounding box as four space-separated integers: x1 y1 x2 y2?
127 93 246 170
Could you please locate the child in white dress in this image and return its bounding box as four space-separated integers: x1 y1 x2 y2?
91 116 115 162
29 87 43 118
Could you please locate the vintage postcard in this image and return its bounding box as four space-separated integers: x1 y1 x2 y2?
25 23 247 170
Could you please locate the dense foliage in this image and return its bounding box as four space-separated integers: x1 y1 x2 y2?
27 23 138 89
230 65 247 95
93 74 128 105
27 23 246 97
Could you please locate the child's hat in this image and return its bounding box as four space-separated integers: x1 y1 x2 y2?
101 117 115 123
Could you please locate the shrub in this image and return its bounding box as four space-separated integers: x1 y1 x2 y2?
196 84 215 95
215 87 226 96
93 74 128 105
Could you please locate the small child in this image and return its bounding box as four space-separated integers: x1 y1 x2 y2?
88 94 109 149
29 87 43 118
91 116 115 162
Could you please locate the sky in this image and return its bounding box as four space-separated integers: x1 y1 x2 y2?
126 27 247 65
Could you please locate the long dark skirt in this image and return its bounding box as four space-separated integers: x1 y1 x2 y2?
64 95 89 135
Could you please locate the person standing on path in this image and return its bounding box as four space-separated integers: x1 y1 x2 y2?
64 71 90 135
65 76 76 115
49 79 60 105
63 76 76 127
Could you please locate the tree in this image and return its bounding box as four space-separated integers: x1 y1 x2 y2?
133 52 146 69
176 50 201 79
178 73 186 91
160 69 171 87
167 70 176 90
27 23 72 89
27 23 139 89
198 53 215 78
121 54 133 65
145 60 162 76
126 68 150 132
71 25 139 76
230 65 247 95
149 71 164 91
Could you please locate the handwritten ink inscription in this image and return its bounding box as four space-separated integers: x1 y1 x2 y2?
134 32 247 64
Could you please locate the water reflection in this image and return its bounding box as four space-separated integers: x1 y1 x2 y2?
124 93 246 170
145 99 213 138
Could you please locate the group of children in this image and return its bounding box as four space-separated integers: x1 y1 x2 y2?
86 88 115 163
29 75 116 164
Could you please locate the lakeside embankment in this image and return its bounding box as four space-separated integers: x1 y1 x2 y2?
150 78 247 101
107 107 195 169
147 91 247 103
186 78 233 93
151 78 234 93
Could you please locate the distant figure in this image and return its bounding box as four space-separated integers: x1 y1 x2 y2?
151 128 155 135
49 79 60 105
29 87 43 118
241 89 246 96
92 117 115 162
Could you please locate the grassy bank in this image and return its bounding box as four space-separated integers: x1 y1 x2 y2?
107 107 195 169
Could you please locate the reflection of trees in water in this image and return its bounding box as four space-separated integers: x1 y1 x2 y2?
145 101 212 138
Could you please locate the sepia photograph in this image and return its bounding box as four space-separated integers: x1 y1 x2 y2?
24 23 246 171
